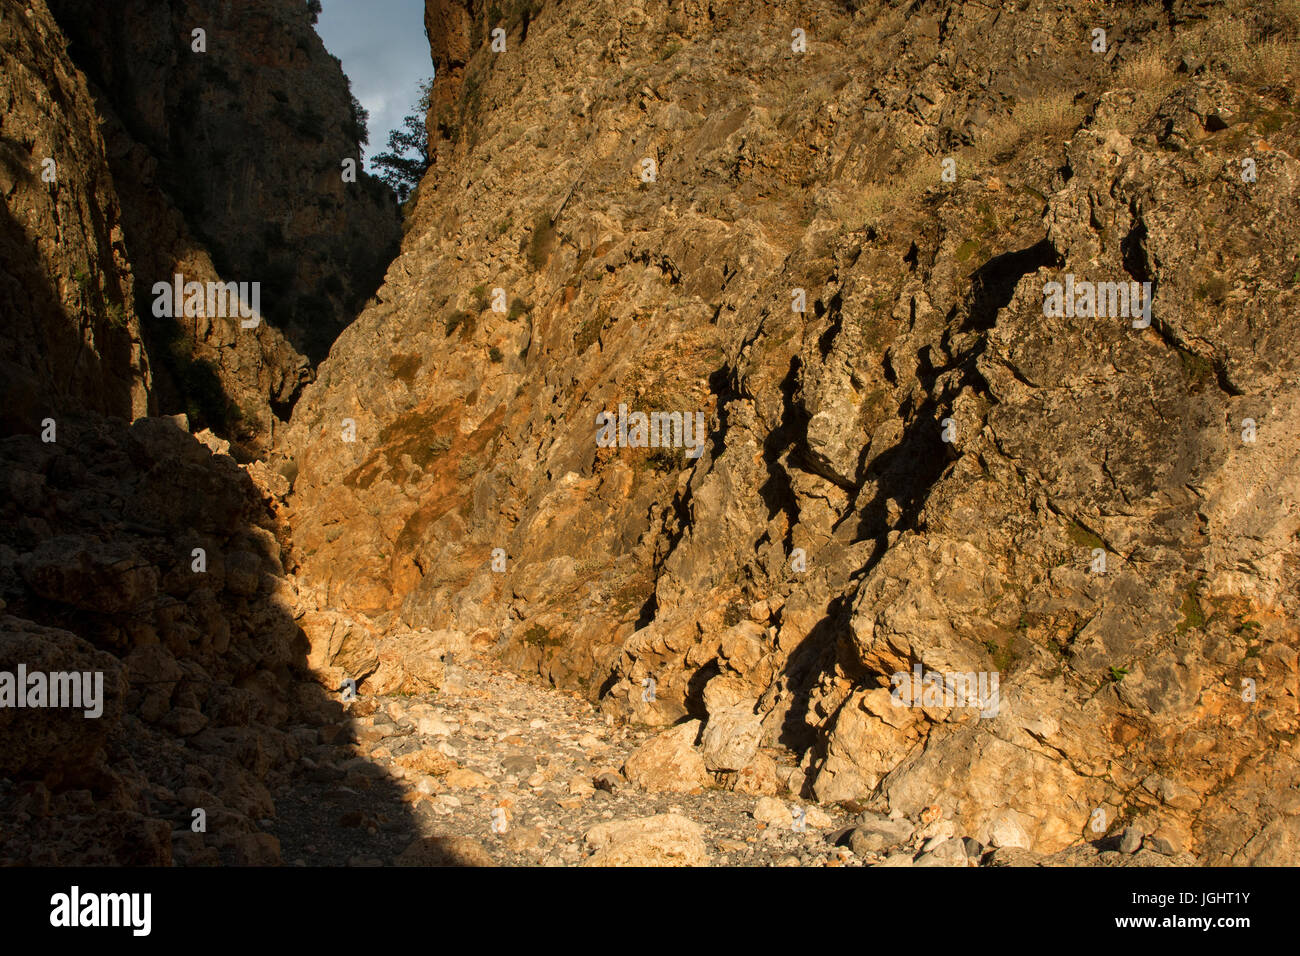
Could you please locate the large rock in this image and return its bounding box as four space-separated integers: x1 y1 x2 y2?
19 537 158 613
582 814 710 867
621 721 709 793
299 609 380 687
700 705 763 772
752 797 793 828
395 835 495 867
914 838 970 868
734 751 783 795
0 616 127 778
850 817 915 856
367 628 466 695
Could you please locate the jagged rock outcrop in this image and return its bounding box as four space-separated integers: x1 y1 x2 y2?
284 0 1300 864
47 0 401 444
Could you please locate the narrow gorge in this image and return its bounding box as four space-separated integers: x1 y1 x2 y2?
2 0 1298 869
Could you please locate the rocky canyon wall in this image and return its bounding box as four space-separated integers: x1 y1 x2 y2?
283 0 1300 863
0 0 150 430
47 0 401 446
0 0 421 865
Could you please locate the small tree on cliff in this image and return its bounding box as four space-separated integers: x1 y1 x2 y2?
347 88 370 159
371 77 433 203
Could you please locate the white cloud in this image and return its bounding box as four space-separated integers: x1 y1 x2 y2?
315 0 432 168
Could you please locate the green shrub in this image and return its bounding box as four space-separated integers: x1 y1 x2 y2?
522 623 560 647
387 354 422 385
1177 583 1207 632
105 302 128 330
1066 520 1105 551
527 212 556 270
445 309 474 337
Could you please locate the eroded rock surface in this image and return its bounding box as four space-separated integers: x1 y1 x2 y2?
2 0 1298 867
283 0 1300 864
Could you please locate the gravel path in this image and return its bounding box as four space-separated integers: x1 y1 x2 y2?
271 654 862 866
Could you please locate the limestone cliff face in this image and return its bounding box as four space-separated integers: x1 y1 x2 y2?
48 0 401 443
0 0 150 429
283 0 1300 863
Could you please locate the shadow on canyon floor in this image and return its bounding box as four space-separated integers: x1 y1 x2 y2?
0 200 461 864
